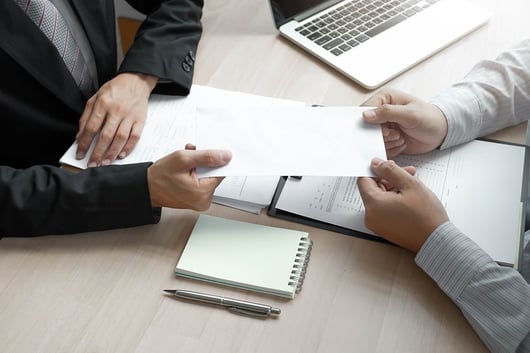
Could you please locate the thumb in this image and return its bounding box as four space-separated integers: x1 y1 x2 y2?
370 158 415 190
187 149 232 168
362 104 418 128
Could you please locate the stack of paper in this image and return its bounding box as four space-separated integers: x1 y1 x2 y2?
212 176 280 214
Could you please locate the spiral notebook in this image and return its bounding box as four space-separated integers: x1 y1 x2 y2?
175 215 312 299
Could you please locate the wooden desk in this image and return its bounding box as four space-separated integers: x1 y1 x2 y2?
1 0 529 352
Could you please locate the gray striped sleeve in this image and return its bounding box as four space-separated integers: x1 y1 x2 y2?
416 222 530 353
429 39 530 150
430 86 484 148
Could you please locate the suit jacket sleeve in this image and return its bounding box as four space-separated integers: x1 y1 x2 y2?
0 163 160 237
118 0 204 95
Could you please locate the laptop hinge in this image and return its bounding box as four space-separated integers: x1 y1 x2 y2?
294 0 343 22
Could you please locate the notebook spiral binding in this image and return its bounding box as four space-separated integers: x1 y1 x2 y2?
288 236 313 293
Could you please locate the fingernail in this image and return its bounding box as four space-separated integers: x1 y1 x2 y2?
119 152 127 159
363 109 376 120
76 152 85 160
87 162 97 168
102 159 111 166
372 157 385 167
220 150 232 163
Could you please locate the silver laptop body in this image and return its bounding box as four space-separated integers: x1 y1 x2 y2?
270 0 492 89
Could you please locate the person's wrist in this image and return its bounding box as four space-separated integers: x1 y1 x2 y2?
119 72 158 94
147 164 162 208
135 73 158 93
410 226 438 253
412 215 449 253
429 103 449 149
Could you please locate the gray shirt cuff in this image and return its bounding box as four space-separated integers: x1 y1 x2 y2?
429 87 483 150
415 221 493 300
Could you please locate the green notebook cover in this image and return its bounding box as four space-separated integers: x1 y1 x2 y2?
175 215 312 299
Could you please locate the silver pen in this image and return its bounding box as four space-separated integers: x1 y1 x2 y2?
163 289 281 318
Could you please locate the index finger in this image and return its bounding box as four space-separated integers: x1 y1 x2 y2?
198 176 225 189
76 112 107 162
361 89 392 107
75 98 96 159
357 176 385 205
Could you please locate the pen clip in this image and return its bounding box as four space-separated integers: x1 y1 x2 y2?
227 306 271 318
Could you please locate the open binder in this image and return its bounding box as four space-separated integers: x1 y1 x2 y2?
175 215 313 299
269 140 530 269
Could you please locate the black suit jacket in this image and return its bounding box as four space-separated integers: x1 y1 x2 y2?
0 0 203 236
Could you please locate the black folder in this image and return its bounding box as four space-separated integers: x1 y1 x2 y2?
268 140 530 269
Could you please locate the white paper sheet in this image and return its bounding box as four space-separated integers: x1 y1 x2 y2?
60 85 305 169
195 106 386 177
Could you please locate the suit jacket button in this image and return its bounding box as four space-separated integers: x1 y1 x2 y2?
185 55 193 66
182 62 191 72
188 50 196 61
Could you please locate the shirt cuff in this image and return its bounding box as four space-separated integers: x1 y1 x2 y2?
415 222 495 300
429 86 483 149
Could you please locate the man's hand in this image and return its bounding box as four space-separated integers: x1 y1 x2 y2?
362 88 448 157
76 72 157 167
147 146 232 211
357 158 449 253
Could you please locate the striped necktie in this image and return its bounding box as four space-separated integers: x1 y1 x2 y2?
14 0 95 98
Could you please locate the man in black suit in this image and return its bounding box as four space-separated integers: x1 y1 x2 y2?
0 0 231 236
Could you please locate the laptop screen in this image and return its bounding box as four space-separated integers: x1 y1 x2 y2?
270 0 343 27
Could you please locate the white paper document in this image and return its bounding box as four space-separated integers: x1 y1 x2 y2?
275 140 526 267
195 106 385 177
60 85 305 169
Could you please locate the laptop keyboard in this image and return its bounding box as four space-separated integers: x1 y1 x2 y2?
295 0 440 56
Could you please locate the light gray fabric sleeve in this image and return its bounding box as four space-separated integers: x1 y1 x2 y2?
429 39 530 149
416 222 530 353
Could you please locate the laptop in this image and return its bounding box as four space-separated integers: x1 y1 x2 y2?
269 0 492 89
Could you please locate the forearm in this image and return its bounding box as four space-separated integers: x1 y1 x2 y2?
119 0 204 95
0 164 159 236
416 222 530 353
430 39 530 149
